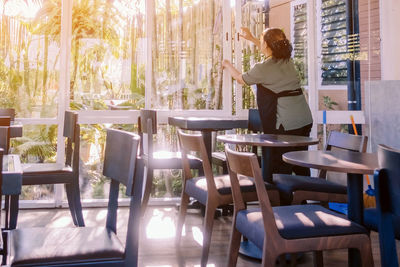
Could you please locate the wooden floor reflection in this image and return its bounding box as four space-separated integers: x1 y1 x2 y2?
16 206 400 267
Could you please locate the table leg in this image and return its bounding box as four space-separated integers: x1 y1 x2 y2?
347 173 364 267
261 147 273 183
201 130 212 163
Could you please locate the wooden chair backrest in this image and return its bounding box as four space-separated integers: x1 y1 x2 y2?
138 109 157 157
319 131 368 178
0 126 10 154
0 116 11 126
326 131 368 152
0 109 15 121
377 144 400 216
225 146 280 239
102 128 144 265
178 130 218 195
63 111 79 171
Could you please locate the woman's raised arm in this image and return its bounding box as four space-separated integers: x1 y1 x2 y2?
239 27 261 50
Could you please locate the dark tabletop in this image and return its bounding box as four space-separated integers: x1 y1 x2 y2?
168 117 248 131
283 150 379 175
2 154 23 195
217 134 319 147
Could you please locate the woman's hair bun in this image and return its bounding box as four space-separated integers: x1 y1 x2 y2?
263 28 293 62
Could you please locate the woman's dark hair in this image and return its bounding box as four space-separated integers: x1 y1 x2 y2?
263 28 293 62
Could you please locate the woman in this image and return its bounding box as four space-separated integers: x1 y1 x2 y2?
222 27 313 175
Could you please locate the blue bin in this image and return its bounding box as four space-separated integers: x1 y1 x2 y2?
329 202 348 215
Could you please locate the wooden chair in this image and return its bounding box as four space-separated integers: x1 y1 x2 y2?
0 109 15 122
139 109 203 214
176 130 279 267
273 131 368 205
9 111 84 228
212 109 262 174
0 126 10 154
225 146 373 267
0 116 11 127
364 144 400 267
6 129 144 266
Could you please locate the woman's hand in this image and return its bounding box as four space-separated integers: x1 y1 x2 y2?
239 27 255 41
221 59 245 85
222 59 232 70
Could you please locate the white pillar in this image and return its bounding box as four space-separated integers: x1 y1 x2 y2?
380 0 400 80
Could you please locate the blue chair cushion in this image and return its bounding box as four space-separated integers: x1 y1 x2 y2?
364 208 400 239
185 175 259 205
236 205 368 249
273 174 347 203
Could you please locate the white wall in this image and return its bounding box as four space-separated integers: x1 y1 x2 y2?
380 0 400 80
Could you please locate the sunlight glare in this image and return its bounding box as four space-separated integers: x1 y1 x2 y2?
192 226 203 246
51 216 71 228
294 212 315 227
316 211 351 226
146 209 176 239
4 0 40 19
96 209 108 221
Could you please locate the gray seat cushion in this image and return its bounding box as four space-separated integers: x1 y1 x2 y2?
10 227 124 266
273 174 347 204
185 175 259 205
236 205 368 249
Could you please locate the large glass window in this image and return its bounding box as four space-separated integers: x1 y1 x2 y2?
292 0 308 87
240 1 265 110
70 0 145 111
0 0 60 118
319 0 348 87
152 0 224 110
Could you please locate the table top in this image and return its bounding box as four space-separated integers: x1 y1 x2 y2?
283 150 379 175
168 116 248 131
217 134 319 147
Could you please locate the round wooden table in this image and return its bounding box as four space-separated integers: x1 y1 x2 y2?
283 149 379 267
217 134 319 182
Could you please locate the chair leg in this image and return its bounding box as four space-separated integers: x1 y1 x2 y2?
358 238 374 267
313 251 323 267
141 167 153 216
8 195 19 229
71 182 85 227
4 195 10 229
227 219 242 267
175 192 190 246
262 249 278 267
65 183 84 227
201 201 217 267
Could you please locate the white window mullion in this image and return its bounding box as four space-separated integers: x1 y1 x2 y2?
145 0 154 109
235 0 244 116
55 0 73 207
222 0 232 115
307 0 318 141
